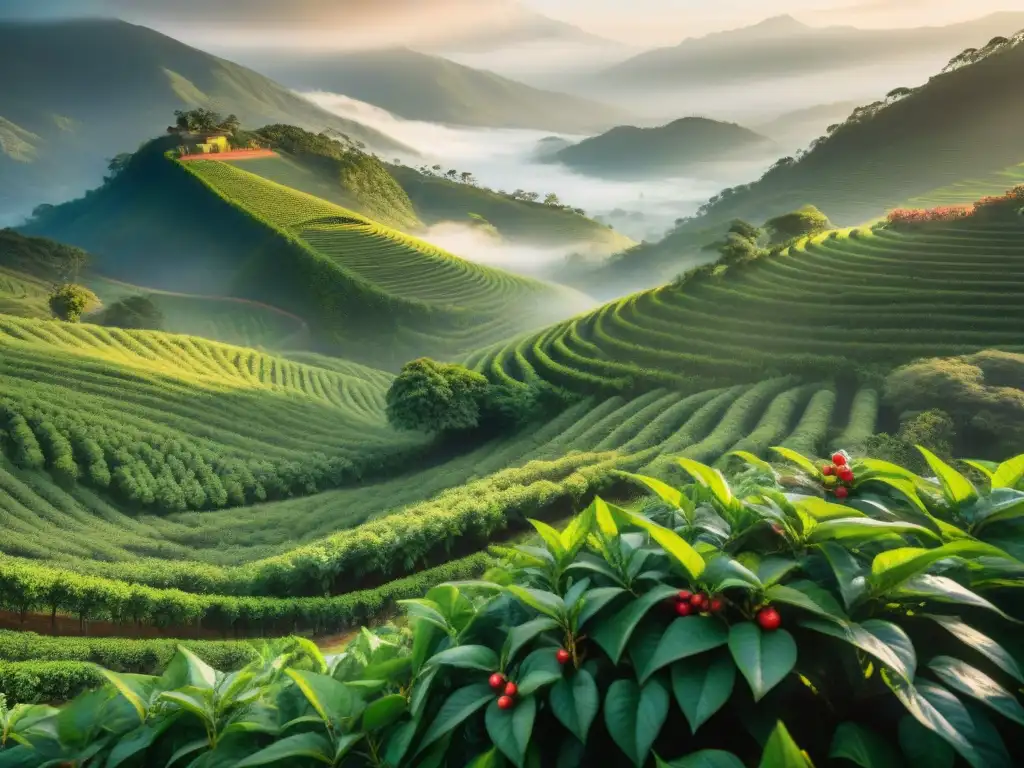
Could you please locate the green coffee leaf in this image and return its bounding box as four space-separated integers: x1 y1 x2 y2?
727 623 797 701
670 653 736 734
604 678 670 767
925 614 1024 682
641 616 729 683
591 584 679 664
928 656 1024 727
550 669 599 743
828 721 901 768
758 721 812 767
485 695 536 768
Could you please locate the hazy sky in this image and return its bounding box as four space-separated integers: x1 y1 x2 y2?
523 0 1024 44
2 0 1022 48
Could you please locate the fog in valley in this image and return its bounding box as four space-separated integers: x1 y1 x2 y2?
306 90 771 271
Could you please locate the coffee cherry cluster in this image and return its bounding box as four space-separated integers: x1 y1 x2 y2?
821 451 854 499
489 672 518 710
669 590 723 617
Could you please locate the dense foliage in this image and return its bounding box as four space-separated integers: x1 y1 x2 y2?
386 359 491 433
95 295 164 330
2 447 1022 766
385 358 548 435
46 284 99 323
764 205 831 244
0 230 88 283
883 350 1024 457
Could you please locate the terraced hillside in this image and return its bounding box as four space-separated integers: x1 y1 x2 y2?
0 361 867 634
0 314 428 523
218 149 632 256
472 219 1024 393
25 143 588 368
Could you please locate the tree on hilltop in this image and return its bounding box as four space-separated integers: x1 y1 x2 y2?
543 193 560 205
48 283 99 323
386 358 491 433
765 205 832 244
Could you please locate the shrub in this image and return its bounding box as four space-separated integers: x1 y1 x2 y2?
46 283 99 322
765 204 832 244
6 448 1022 765
96 295 164 330
386 357 491 433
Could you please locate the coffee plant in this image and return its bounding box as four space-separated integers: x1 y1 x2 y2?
1 446 1022 767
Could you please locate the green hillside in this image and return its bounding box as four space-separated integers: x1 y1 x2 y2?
24 142 588 368
0 19 410 221
260 47 630 133
216 126 631 254
387 164 634 254
472 217 1024 396
552 117 773 179
599 32 1024 284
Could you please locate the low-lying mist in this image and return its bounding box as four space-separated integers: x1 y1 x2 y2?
304 90 772 251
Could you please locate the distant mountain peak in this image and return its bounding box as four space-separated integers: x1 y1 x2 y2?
753 14 806 30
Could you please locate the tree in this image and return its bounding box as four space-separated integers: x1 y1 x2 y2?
105 153 132 180
385 358 490 433
522 191 540 202
445 169 458 180
97 295 164 331
48 284 99 322
765 205 832 244
218 114 240 133
172 108 223 133
459 171 475 185
543 193 560 205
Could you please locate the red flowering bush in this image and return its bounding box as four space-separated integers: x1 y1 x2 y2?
886 205 974 226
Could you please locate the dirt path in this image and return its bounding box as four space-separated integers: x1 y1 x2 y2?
178 149 279 162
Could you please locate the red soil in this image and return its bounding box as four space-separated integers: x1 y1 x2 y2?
178 149 279 162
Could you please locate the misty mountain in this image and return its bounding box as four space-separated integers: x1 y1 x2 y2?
551 118 773 179
253 47 630 133
600 33 1024 287
0 18 411 223
586 12 1024 92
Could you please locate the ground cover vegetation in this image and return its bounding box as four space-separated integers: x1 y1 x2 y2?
1 447 1023 765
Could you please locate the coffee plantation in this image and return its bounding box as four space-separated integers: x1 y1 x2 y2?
2 447 1022 766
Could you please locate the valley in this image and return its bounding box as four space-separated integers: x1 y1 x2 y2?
0 3 1023 767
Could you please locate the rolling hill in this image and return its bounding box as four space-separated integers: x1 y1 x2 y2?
207 125 632 255
551 117 774 179
0 18 411 223
257 47 630 133
593 31 1024 287
588 12 1024 93
22 139 589 368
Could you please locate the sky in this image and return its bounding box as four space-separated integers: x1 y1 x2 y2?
522 0 1024 44
2 0 1021 49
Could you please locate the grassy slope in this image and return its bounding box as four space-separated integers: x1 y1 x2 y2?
24 145 588 368
262 47 630 133
553 117 773 178
598 36 1024 287
217 149 631 255
0 19 410 218
386 164 634 254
